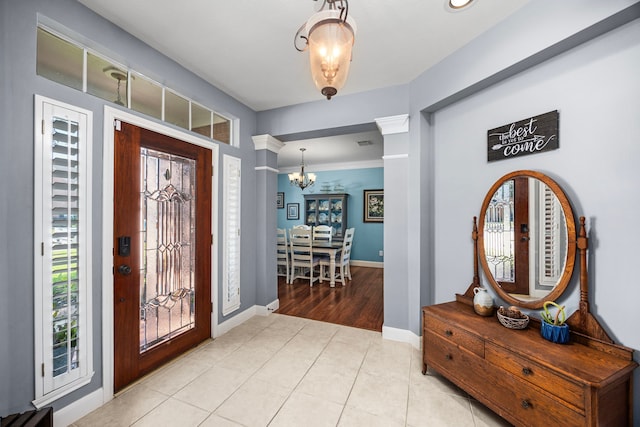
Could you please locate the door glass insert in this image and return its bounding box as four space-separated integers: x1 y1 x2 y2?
139 148 196 353
484 180 515 282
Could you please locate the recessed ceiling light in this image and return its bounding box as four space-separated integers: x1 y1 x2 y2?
447 0 475 11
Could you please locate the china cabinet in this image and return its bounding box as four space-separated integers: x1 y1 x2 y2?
422 170 637 427
304 193 348 240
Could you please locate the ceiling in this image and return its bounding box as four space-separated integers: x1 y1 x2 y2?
76 0 532 168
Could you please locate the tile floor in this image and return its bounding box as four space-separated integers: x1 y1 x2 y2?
73 314 511 427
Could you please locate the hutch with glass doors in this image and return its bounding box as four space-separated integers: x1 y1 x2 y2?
304 193 348 240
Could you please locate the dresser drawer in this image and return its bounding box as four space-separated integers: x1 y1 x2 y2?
424 330 488 390
424 313 484 357
493 367 586 427
486 342 585 411
427 331 585 427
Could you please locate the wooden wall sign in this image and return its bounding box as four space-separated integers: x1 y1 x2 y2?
487 110 559 162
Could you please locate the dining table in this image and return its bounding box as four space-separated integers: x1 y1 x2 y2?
311 240 344 287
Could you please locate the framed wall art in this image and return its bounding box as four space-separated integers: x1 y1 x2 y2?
364 189 384 223
287 203 299 220
276 192 284 209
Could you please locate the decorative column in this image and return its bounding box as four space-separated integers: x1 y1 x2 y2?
374 114 415 344
252 134 285 313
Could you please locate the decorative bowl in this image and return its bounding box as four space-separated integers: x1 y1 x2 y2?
497 311 529 330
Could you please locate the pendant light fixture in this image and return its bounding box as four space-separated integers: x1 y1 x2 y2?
289 148 316 190
294 0 357 100
104 66 127 106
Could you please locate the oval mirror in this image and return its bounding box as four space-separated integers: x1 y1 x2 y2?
478 170 576 309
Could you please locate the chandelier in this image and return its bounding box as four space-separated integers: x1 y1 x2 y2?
294 0 357 100
289 148 316 190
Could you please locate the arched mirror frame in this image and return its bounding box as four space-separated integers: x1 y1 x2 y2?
478 170 577 309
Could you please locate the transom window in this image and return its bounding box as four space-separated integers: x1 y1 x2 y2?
36 25 235 146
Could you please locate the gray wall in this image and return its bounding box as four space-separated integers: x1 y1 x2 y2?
2 0 640 421
0 0 259 415
431 15 640 417
256 0 640 418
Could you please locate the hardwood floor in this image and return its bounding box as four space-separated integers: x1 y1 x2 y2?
276 265 383 331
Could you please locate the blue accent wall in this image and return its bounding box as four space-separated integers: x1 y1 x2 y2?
277 167 384 263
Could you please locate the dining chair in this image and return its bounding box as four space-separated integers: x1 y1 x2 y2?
276 228 289 282
312 225 332 243
289 227 319 286
292 224 311 230
320 227 355 286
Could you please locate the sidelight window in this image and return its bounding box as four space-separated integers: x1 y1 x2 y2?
33 96 94 407
222 155 241 315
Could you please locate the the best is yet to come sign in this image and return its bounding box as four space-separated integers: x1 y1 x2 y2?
487 110 559 162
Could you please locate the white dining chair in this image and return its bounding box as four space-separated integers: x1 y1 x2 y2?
320 228 355 286
292 224 311 230
289 227 319 287
312 225 332 243
276 228 289 282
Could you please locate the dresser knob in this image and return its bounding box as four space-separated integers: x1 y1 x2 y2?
521 400 531 409
522 367 532 376
445 329 453 336
445 354 452 360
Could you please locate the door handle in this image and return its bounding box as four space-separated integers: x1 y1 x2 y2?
118 264 132 275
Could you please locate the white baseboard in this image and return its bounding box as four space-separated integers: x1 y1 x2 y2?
255 299 279 316
266 299 279 313
216 306 258 336
216 300 278 336
54 387 104 427
382 325 421 350
350 260 383 268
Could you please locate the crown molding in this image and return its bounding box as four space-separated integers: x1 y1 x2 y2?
279 158 383 174
382 154 409 160
252 134 285 153
255 166 279 173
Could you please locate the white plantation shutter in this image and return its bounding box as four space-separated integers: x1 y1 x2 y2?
539 186 562 286
33 96 93 407
222 155 241 315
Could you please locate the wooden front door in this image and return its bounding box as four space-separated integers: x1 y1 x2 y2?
484 177 529 296
113 121 212 392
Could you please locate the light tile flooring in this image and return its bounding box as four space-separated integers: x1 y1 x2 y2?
73 314 511 427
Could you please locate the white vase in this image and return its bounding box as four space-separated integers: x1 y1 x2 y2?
473 287 494 316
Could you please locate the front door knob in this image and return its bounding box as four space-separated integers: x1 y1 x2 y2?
118 264 132 275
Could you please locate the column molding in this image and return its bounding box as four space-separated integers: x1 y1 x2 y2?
375 114 409 135
252 134 285 153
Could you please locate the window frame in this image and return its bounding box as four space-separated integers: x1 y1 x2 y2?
33 95 94 407
222 154 241 316
37 23 239 147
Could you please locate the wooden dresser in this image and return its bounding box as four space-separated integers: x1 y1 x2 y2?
422 301 637 427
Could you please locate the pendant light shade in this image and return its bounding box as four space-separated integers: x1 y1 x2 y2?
295 1 357 100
